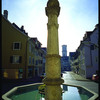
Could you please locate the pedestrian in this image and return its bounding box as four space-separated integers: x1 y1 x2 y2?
76 66 79 74
61 73 63 77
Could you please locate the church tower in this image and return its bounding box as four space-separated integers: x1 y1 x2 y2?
62 45 67 56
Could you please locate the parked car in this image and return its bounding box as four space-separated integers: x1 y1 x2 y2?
92 74 99 81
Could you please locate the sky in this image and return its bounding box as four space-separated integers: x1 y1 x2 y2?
2 0 98 56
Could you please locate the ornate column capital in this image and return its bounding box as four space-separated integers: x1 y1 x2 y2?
45 0 60 16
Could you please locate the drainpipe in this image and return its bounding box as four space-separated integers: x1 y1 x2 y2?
25 38 28 79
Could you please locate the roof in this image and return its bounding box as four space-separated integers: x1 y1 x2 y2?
93 24 99 32
69 52 76 57
83 31 92 41
41 47 47 52
2 15 28 37
83 24 99 41
31 38 42 45
12 23 28 36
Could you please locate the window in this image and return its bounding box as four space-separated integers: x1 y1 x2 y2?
29 56 31 64
18 69 23 78
13 42 21 50
96 57 98 62
32 57 34 65
10 55 22 64
36 60 38 65
41 53 43 57
29 44 31 52
38 43 41 48
35 51 38 56
90 45 94 50
41 60 43 64
31 46 34 54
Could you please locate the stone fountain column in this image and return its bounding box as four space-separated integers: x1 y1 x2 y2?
43 0 64 100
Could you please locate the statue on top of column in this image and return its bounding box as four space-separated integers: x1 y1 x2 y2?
46 0 60 16
47 0 59 7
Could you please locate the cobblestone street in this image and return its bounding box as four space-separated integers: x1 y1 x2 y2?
62 71 99 94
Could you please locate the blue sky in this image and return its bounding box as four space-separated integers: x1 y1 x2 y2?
2 0 98 56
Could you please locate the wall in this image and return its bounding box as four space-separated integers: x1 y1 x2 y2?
2 16 28 79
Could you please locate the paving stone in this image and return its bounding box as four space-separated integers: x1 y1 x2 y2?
62 71 99 94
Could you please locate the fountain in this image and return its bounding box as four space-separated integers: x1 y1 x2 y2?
2 0 98 100
2 83 98 100
42 0 64 100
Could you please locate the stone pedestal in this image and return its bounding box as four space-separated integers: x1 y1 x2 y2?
43 0 64 100
45 85 62 100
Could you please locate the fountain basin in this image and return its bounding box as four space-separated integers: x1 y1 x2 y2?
2 83 98 100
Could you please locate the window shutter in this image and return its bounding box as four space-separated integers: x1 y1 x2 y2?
12 43 13 49
41 60 43 64
19 56 22 63
32 58 34 64
10 56 13 63
20 43 21 49
90 45 94 50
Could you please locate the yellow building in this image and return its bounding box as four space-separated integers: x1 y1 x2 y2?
2 15 28 79
2 10 44 79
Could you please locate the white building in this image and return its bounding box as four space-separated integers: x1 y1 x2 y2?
79 24 99 78
87 24 99 78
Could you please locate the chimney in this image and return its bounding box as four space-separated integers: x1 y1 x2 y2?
21 26 24 32
21 25 26 34
3 10 8 19
95 24 99 29
21 25 24 30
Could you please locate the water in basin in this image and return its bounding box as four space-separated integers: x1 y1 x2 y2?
7 84 94 100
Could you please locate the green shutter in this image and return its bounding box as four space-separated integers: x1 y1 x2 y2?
10 56 13 63
19 56 22 63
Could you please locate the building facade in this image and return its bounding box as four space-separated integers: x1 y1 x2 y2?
26 38 36 78
41 48 47 74
79 24 99 78
69 52 76 72
31 38 43 77
71 24 99 79
2 10 46 79
2 14 28 79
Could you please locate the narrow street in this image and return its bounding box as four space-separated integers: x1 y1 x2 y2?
62 71 99 94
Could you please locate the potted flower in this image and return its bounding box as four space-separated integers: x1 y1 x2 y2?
38 84 46 95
